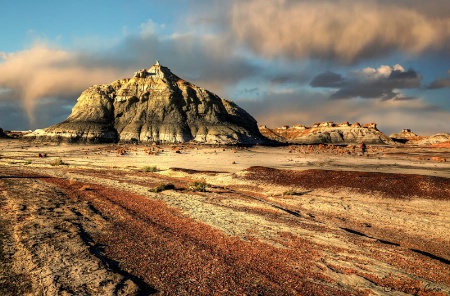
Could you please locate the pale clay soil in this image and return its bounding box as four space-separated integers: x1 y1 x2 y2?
0 139 449 295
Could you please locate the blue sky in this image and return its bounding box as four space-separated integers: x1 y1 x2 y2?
1 0 449 135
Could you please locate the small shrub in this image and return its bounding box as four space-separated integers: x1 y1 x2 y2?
24 160 32 165
151 183 175 193
51 158 66 166
190 181 207 192
141 165 158 172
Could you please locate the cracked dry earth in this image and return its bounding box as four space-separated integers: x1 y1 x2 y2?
1 142 449 295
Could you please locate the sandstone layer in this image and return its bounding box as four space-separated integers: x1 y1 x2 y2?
260 122 393 145
27 62 267 144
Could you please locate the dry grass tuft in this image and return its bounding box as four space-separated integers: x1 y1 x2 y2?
51 158 66 166
189 181 207 192
141 165 158 172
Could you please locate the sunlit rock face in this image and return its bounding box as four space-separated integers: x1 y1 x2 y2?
389 129 418 140
259 122 394 145
30 62 267 144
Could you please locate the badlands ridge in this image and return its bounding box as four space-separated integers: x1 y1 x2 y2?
14 61 449 146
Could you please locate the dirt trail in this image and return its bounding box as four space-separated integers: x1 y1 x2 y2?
0 170 153 295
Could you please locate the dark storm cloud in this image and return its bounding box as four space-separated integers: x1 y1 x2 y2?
388 69 420 86
310 65 421 100
267 71 312 86
427 71 450 89
310 72 346 88
427 78 450 89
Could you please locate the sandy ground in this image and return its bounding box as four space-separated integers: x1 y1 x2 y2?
0 139 449 295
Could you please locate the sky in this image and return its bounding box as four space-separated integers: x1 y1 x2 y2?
0 0 449 136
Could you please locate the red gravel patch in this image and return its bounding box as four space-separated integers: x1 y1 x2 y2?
42 177 360 296
243 166 450 200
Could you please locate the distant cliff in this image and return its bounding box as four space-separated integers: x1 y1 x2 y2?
27 62 267 144
259 122 393 144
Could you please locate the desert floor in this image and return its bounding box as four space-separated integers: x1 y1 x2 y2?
0 140 449 295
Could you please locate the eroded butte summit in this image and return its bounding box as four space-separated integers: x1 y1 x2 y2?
28 61 266 144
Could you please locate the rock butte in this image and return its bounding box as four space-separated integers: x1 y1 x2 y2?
27 61 267 144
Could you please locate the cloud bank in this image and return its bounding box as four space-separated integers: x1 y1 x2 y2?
230 0 450 63
427 71 450 89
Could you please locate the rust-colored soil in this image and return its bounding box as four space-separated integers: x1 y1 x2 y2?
244 166 450 200
1 142 449 295
43 177 352 295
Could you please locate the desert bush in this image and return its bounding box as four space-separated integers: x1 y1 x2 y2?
51 158 66 166
152 183 175 193
190 181 207 192
24 160 32 165
141 165 158 172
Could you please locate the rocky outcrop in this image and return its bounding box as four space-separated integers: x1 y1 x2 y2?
27 62 267 144
407 133 450 146
389 129 418 142
260 122 393 145
389 130 450 146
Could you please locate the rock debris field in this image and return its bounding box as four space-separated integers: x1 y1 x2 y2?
0 139 449 295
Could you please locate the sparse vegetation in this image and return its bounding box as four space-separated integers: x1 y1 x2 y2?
189 181 207 192
24 160 32 165
51 158 66 166
151 183 175 193
141 165 158 172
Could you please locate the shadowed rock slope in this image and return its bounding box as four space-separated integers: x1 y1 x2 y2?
29 62 267 144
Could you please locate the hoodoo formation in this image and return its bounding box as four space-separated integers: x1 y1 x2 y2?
28 61 267 144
